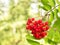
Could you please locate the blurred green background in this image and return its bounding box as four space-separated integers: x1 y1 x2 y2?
0 0 60 45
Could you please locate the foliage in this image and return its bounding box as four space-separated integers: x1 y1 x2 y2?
0 0 60 45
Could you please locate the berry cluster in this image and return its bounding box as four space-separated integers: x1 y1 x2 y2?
26 18 49 39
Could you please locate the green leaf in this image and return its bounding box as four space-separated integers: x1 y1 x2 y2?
48 0 55 6
58 6 60 12
47 28 55 39
27 39 40 45
47 39 57 44
41 0 52 11
41 0 48 5
53 18 60 31
26 34 35 40
44 28 59 44
49 11 54 22
47 19 60 43
54 30 60 43
45 38 57 45
42 5 51 11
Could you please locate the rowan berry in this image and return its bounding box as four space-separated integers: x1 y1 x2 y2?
26 18 49 39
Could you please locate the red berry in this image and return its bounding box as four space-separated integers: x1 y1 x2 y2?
26 18 49 39
26 25 29 29
42 27 47 31
35 28 41 33
27 18 32 24
33 33 41 39
37 20 42 24
27 22 31 25
31 18 35 21
33 25 37 29
42 23 46 26
41 32 47 38
26 25 32 30
46 25 49 30
45 21 48 25
31 30 35 34
33 21 38 25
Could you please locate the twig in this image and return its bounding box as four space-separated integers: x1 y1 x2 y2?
45 4 60 16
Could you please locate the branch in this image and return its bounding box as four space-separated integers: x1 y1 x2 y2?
45 4 60 16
